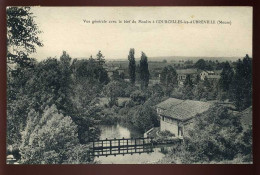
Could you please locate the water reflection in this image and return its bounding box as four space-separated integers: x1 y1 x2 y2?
99 123 143 140
96 123 172 164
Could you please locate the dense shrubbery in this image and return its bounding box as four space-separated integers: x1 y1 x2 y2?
20 105 93 164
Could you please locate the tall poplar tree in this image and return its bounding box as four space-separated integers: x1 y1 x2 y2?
128 48 136 85
140 52 150 89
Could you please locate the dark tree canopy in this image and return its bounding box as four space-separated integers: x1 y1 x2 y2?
182 74 194 99
96 50 105 66
128 48 136 85
230 54 252 111
7 7 43 66
140 52 150 89
194 59 207 70
160 66 177 87
219 62 234 92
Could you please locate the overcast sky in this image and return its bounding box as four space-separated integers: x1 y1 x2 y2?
30 7 252 60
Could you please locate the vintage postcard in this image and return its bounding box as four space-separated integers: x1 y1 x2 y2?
6 7 252 164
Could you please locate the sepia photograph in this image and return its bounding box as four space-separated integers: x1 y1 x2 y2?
6 7 252 164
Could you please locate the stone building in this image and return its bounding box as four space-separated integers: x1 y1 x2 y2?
156 98 211 138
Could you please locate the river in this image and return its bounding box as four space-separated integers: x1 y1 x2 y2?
94 123 171 164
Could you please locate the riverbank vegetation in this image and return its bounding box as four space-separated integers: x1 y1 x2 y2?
160 105 252 164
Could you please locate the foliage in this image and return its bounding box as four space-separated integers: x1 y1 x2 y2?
123 104 159 133
96 50 105 66
219 62 234 92
194 59 207 70
140 52 150 89
103 81 123 106
182 75 194 99
230 55 252 111
97 108 120 125
194 59 213 70
20 105 92 164
160 66 177 87
165 105 248 163
7 51 106 148
72 57 109 84
7 7 43 66
130 90 146 105
128 48 136 85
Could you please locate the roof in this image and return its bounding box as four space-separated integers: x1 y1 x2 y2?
176 69 198 75
156 98 211 121
214 70 222 74
207 75 221 79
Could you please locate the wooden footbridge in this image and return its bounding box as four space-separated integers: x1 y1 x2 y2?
90 137 179 157
90 137 154 157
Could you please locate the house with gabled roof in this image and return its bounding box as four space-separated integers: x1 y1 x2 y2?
156 98 211 138
176 68 199 86
200 70 221 81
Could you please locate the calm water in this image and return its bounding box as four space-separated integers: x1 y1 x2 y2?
94 123 170 164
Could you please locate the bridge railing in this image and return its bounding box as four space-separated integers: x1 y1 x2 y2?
92 137 153 150
91 137 154 157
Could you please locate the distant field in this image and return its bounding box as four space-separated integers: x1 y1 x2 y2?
104 56 241 63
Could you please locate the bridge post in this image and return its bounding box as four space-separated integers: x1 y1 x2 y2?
118 139 120 154
127 139 129 153
110 140 112 155
135 138 137 153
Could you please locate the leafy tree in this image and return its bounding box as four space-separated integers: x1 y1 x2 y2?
103 81 123 107
132 105 159 132
160 66 177 87
162 59 167 63
111 70 121 81
140 52 150 89
230 55 252 111
128 48 136 85
160 67 168 85
182 74 194 99
219 62 234 92
7 7 43 147
7 58 62 148
72 57 109 84
124 104 159 133
193 81 206 100
194 74 201 85
149 84 164 97
96 50 105 66
20 105 92 164
217 62 234 101
130 90 146 105
7 7 43 66
194 59 207 70
167 105 244 163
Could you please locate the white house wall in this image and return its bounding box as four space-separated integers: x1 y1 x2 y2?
160 116 179 137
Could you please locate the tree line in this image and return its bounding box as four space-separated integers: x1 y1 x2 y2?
158 55 252 111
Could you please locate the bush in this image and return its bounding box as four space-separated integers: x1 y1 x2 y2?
19 105 92 164
130 90 146 105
